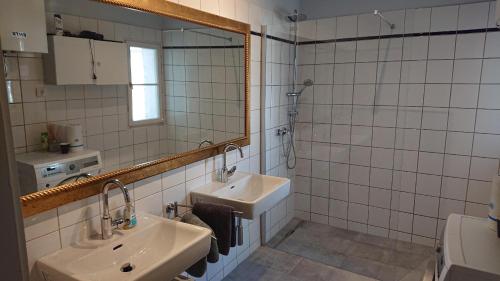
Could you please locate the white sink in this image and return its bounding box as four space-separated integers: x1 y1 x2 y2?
36 212 211 281
190 172 290 219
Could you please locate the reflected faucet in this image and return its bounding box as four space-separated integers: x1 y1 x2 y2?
198 139 214 148
217 143 244 183
101 179 136 240
57 173 92 186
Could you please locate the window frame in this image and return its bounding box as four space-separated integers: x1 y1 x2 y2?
127 41 164 127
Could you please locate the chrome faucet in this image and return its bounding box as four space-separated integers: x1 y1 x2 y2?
217 143 244 183
101 179 136 240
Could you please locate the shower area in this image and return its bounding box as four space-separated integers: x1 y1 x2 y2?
255 7 439 281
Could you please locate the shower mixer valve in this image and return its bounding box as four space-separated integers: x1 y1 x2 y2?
277 128 288 136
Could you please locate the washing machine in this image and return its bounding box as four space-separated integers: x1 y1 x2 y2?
434 214 500 281
16 149 102 195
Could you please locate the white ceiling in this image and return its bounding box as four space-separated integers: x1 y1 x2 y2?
298 0 490 19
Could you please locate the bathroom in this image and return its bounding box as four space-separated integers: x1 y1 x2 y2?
0 0 500 280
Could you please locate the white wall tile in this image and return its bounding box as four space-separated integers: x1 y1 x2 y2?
380 10 405 35
430 5 459 32
479 85 500 109
455 33 485 59
348 201 368 220
316 18 336 40
445 132 473 155
453 59 482 84
57 196 100 228
26 231 61 273
424 84 450 107
469 157 498 181
336 15 357 39
426 60 453 83
428 35 456 60
485 32 500 58
467 180 492 204
443 154 470 178
401 61 426 84
450 84 479 108
481 59 500 83
457 2 490 30
416 173 441 197
413 215 437 238
405 8 431 34
441 177 467 200
418 152 444 175
475 109 500 134
415 194 440 218
357 13 380 37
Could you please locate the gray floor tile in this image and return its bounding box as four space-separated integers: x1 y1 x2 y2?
224 220 435 281
245 246 302 273
344 243 393 264
375 264 412 281
340 255 384 279
285 258 378 281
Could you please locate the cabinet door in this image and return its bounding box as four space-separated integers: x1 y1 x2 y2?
92 40 129 85
45 36 94 85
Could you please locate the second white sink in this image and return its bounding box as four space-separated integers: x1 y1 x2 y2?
190 172 290 219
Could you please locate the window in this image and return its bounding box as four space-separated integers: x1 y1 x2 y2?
128 43 163 125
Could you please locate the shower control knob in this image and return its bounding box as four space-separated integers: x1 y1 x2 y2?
277 128 288 136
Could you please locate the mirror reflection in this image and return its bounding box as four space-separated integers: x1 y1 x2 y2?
6 0 246 195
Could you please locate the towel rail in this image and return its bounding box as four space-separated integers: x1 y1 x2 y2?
166 202 218 241
167 201 244 218
165 201 244 246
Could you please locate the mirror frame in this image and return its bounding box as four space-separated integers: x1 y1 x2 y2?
20 0 251 218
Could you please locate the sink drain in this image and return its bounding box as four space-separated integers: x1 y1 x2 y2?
120 263 135 273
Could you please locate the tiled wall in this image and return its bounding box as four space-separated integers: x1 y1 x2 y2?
12 1 300 281
294 1 500 246
261 30 297 239
163 29 246 154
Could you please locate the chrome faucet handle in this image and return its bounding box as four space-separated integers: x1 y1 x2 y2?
112 217 124 229
122 203 137 229
166 202 178 219
227 166 237 177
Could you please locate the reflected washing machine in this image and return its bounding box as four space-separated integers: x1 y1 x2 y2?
16 149 102 195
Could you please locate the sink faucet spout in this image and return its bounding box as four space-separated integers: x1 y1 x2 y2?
101 179 136 240
217 143 244 183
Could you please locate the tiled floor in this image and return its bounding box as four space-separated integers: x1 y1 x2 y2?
224 220 435 281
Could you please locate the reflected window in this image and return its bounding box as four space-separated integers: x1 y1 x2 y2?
128 43 163 125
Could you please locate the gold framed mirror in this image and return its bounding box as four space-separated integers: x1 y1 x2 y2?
16 0 250 217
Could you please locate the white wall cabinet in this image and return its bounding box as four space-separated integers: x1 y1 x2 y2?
43 35 129 85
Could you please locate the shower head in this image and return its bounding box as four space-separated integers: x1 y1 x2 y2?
287 10 307 22
297 79 314 94
287 79 314 97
